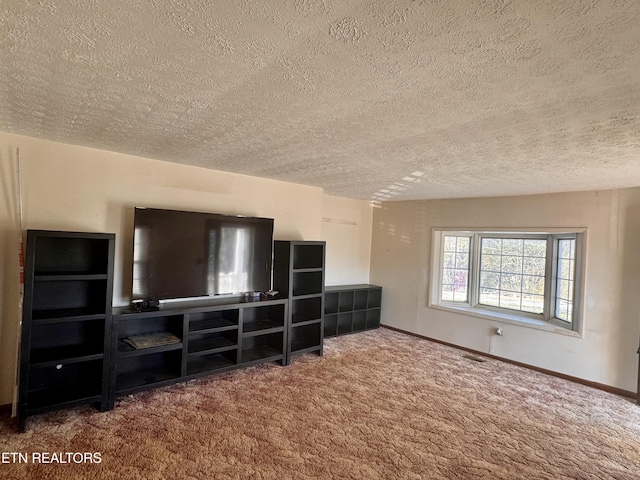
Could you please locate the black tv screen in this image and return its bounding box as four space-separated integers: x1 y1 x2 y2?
132 207 274 302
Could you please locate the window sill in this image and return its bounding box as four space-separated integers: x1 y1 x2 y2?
428 303 582 338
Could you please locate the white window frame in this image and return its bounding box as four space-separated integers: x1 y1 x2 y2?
429 228 586 336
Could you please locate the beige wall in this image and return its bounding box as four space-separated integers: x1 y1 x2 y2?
370 190 640 392
0 131 373 405
322 194 372 286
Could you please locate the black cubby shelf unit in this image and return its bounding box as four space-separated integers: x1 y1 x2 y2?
18 230 115 432
273 241 326 364
324 285 382 338
109 298 288 407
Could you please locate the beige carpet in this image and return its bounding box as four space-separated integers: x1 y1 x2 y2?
1 328 640 479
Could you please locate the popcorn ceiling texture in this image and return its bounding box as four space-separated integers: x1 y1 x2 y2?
1 0 639 200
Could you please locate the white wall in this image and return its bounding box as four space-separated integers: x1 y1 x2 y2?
322 194 373 286
0 131 373 405
370 190 640 392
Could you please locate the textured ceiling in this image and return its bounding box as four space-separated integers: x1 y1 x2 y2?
1 0 640 201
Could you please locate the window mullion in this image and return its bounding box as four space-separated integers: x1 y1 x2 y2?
543 235 556 322
469 233 480 308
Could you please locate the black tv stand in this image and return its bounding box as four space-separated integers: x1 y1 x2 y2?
108 296 289 408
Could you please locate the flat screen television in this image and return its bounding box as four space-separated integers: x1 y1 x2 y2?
131 207 274 302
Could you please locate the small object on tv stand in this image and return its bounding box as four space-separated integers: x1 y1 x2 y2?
131 299 160 312
261 290 279 299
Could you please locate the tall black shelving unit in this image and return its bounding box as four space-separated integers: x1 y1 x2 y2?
18 230 115 432
273 241 325 364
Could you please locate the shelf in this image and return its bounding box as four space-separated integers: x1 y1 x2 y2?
290 322 321 353
188 336 237 356
27 387 102 414
291 267 323 273
189 317 237 333
291 314 322 324
368 289 382 308
116 366 181 394
30 320 105 364
34 273 108 281
32 309 106 323
242 303 285 336
241 330 284 364
32 235 111 276
353 311 367 332
292 244 325 270
187 352 236 376
290 345 322 357
324 292 339 315
291 318 322 328
292 271 323 297
30 349 104 367
337 312 353 334
241 345 282 363
243 319 283 336
366 309 381 329
324 314 337 337
27 358 103 411
291 296 322 324
354 290 368 310
115 348 182 395
291 293 323 301
116 314 183 342
338 291 354 312
118 341 183 357
32 278 108 310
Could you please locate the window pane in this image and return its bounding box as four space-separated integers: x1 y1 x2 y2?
522 275 544 295
500 291 521 310
479 287 499 307
456 237 470 252
442 269 455 285
482 238 502 255
481 254 501 272
524 240 546 257
523 256 545 276
453 272 468 301
555 239 575 322
479 237 546 315
480 272 500 289
442 286 454 302
501 273 522 292
444 236 458 251
557 279 570 300
522 294 544 314
456 252 469 269
556 300 571 323
557 257 572 281
444 253 454 268
503 239 523 256
501 255 523 274
441 236 470 303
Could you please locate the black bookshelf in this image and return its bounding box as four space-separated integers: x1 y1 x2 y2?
273 241 325 364
18 230 115 432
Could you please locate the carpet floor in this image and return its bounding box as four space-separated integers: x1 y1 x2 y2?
1 328 640 479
